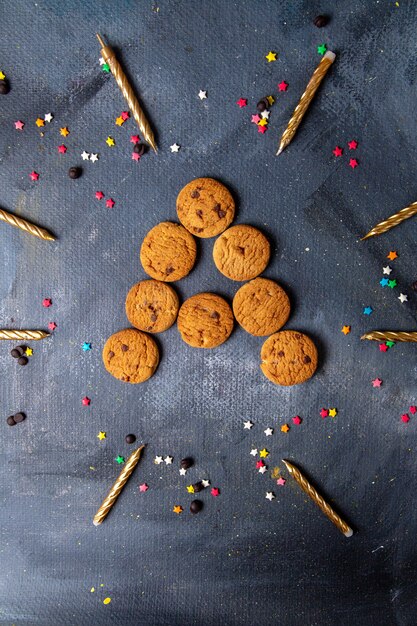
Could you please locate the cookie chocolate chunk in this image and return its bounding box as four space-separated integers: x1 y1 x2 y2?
213 224 270 281
233 278 290 336
260 330 318 386
102 329 159 383
177 292 234 348
140 221 197 282
176 178 235 238
125 280 179 333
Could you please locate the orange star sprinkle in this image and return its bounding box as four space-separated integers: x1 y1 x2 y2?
173 505 183 514
342 325 351 335
387 251 398 261
60 127 70 137
281 424 290 433
36 117 45 127
115 116 124 126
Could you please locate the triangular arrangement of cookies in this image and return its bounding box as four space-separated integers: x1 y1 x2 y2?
102 178 318 386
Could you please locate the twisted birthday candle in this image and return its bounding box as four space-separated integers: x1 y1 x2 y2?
0 207 55 241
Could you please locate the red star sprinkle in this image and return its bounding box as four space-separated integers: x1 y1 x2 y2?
82 397 91 406
251 114 261 124
95 191 104 200
132 152 141 161
278 81 288 91
211 487 220 497
258 125 267 134
372 378 383 388
29 171 39 181
277 477 286 486
106 198 115 209
320 408 329 418
58 145 67 154
130 135 140 144
409 406 417 414
401 413 410 423
48 322 57 331
292 415 302 425
236 98 247 108
15 120 24 130
349 158 359 169
121 111 130 121
379 343 388 352
256 460 265 469
42 298 52 308
139 483 149 492
332 146 343 157
348 140 358 150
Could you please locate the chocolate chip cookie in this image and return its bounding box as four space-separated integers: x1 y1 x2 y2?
125 280 179 333
177 292 234 348
260 330 318 386
140 221 197 282
102 329 159 383
176 178 235 238
233 278 290 336
213 224 270 281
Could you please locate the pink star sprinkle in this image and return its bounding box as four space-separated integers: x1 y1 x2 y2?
401 413 410 423
320 408 328 418
95 191 104 200
256 460 265 469
15 120 24 130
58 145 67 154
82 397 91 406
292 415 302 425
258 125 267 134
278 81 288 91
379 343 388 352
48 322 57 331
349 158 359 169
251 114 261 124
130 135 140 144
132 152 141 161
29 171 39 181
372 378 383 388
42 298 52 308
348 140 358 150
139 483 149 492
332 146 343 157
121 111 130 121
277 477 286 486
211 487 220 497
409 406 417 415
106 198 115 209
236 98 247 108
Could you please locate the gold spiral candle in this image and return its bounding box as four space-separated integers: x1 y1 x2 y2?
276 51 336 155
0 329 50 340
93 445 145 526
361 331 417 343
361 201 417 240
0 208 55 241
283 459 353 537
97 34 157 153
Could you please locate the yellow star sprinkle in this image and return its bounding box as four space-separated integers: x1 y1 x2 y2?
25 347 33 356
60 127 70 137
186 485 195 494
106 136 115 147
266 95 275 106
281 424 290 433
97 431 106 440
103 597 111 605
0 71 6 80
36 118 45 127
90 587 95 593
259 448 269 458
341 325 351 335
115 116 124 126
329 408 338 417
173 505 183 514
265 51 277 63
258 118 268 127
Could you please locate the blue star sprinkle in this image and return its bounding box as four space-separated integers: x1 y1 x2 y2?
82 342 92 351
380 278 389 287
363 307 373 315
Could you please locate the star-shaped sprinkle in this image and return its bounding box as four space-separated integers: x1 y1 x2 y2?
211 487 220 497
259 466 268 474
349 158 359 169
265 51 277 62
342 325 351 335
81 151 90 160
372 378 383 388
198 90 207 100
281 424 290 433
154 456 163 464
259 449 269 459
90 153 99 162
95 191 104 200
386 341 395 348
42 298 52 307
15 120 24 130
186 485 195 493
363 306 373 315
401 414 410 423
277 477 286 486
82 342 92 351
202 479 210 488
170 143 180 152
258 118 268 127
36 117 45 127
102 63 110 73
278 80 288 91
60 127 69 137
243 420 253 430
106 136 115 147
115 455 125 464
265 492 275 501
179 468 187 476
115 116 124 126
409 406 417 414
130 135 140 144
317 43 327 55
44 113 53 123
348 140 358 150
387 251 398 261
398 293 408 303
103 597 111 605
139 483 149 492
292 415 302 425
48 321 57 331
256 460 265 468
258 125 267 134
251 114 261 124
320 408 329 418
173 505 183 514
121 111 130 120
266 95 275 105
97 431 106 440
164 455 173 465
106 198 115 209
264 427 273 436
58 144 67 154
250 448 258 456
328 408 338 417
132 152 141 161
236 98 247 108
261 110 270 119
382 266 392 275
25 347 33 357
29 171 39 181
380 278 389 287
0 71 5 80
82 396 91 406
379 343 388 352
332 146 343 157
388 279 397 289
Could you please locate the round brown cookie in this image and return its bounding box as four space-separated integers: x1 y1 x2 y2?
233 278 290 336
125 280 179 333
176 178 235 238
260 330 318 386
213 225 270 281
140 221 197 282
102 329 159 384
177 292 234 348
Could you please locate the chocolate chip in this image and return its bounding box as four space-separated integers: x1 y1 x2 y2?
278 351 285 357
213 204 226 218
303 355 311 364
196 209 203 218
295 333 301 339
194 228 203 233
190 499 203 514
125 434 136 444
181 457 194 469
190 190 200 199
166 266 174 275
150 313 157 322
108 351 115 358
121 344 129 352
256 97 269 112
193 481 204 493
0 80 10 95
210 311 220 320
11 348 22 358
313 14 329 27
412 281 417 292
238 246 245 255
68 166 82 179
6 415 16 426
14 412 26 423
18 356 28 366
133 142 147 155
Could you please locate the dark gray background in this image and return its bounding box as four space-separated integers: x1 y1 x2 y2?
1 1 416 624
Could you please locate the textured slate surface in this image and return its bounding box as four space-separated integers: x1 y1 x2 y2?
1 1 416 624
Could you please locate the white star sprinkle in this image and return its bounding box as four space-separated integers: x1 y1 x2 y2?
179 468 187 476
259 466 267 474
154 455 163 465
398 293 408 303
81 151 90 160
90 153 99 162
265 491 275 501
198 90 207 100
261 110 270 119
264 427 274 436
44 113 53 123
99 57 106 65
243 420 253 430
201 479 210 488
250 449 258 456
164 455 173 465
170 143 180 153
382 265 392 275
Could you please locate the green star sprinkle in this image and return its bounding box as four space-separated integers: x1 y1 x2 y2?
388 279 397 288
386 341 395 348
317 43 327 55
115 455 125 464
102 63 110 73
